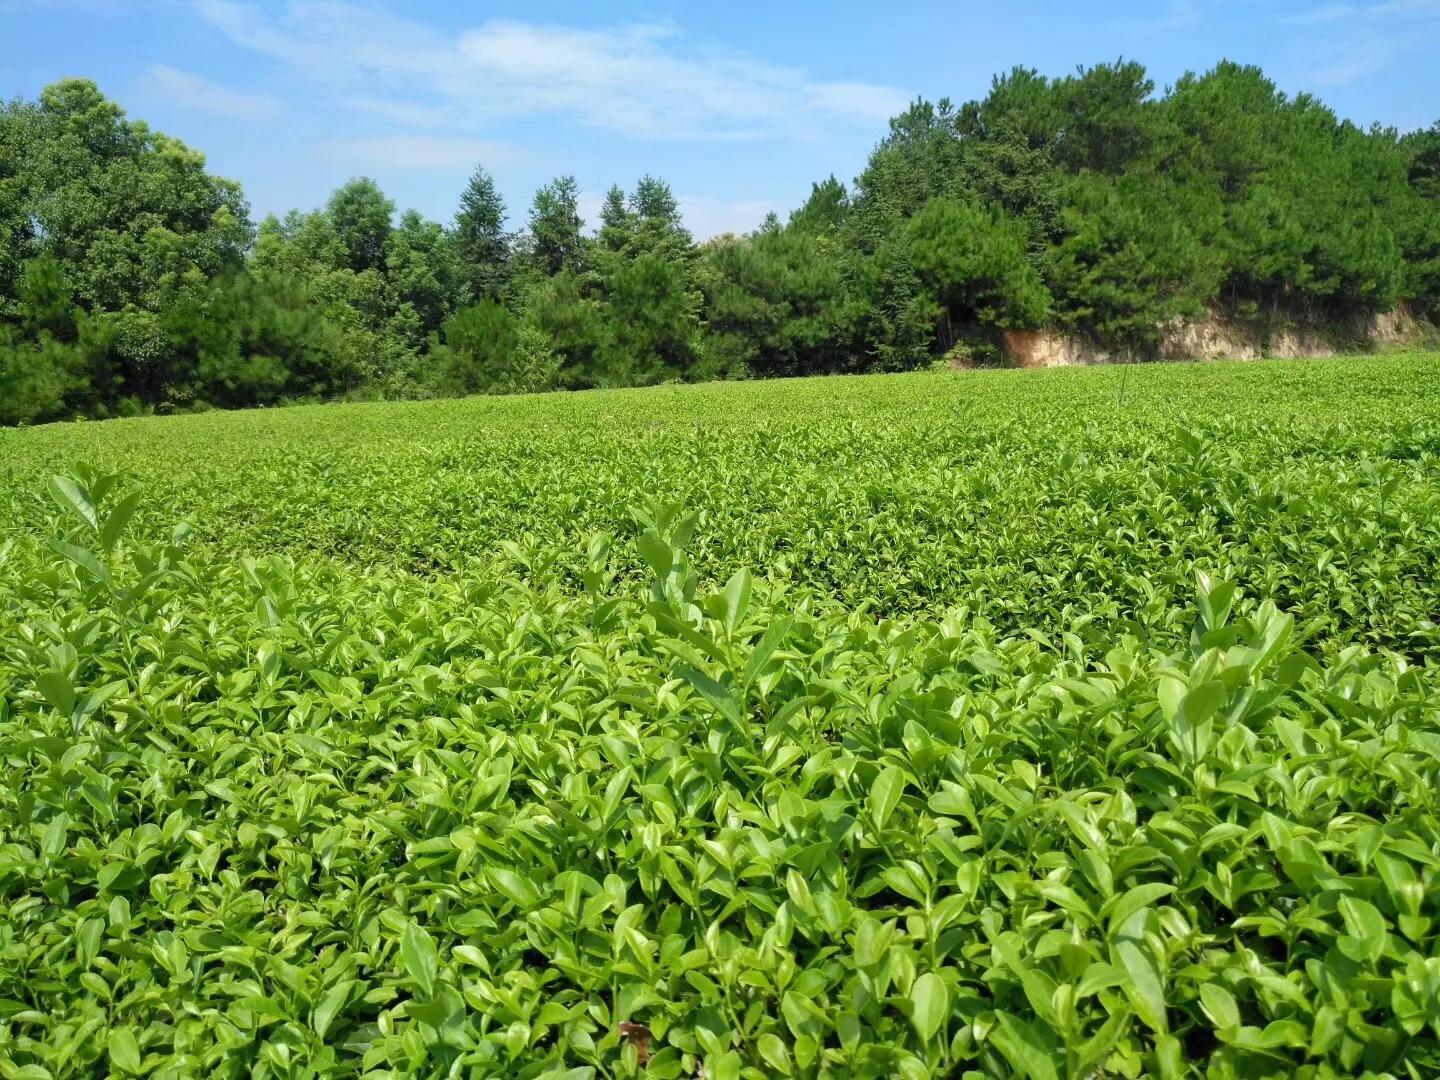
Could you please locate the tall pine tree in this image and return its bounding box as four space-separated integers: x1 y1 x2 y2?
631 176 692 262
526 176 584 276
454 166 510 301
597 185 636 254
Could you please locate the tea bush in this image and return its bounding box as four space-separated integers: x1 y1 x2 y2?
2 353 1439 1078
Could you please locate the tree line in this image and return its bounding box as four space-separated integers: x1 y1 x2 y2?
3 62 1438 424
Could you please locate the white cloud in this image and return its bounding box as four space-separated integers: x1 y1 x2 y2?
340 96 453 130
193 1 910 140
144 64 281 117
806 82 912 125
321 134 527 170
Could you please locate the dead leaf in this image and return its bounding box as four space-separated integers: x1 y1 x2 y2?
618 1020 652 1065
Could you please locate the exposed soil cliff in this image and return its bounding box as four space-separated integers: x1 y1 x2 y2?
998 304 1431 368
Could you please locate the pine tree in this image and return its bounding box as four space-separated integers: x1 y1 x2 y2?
788 176 848 234
527 176 584 276
630 176 692 262
454 166 510 301
597 185 636 254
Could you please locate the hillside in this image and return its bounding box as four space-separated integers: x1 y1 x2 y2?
4 63 1438 424
3 354 1440 1075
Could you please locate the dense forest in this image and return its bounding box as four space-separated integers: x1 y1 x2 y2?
2 61 1438 424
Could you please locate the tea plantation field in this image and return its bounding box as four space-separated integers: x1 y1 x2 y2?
2 351 1440 1078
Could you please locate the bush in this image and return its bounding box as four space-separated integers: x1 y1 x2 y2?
164 273 360 408
432 300 559 396
0 329 81 425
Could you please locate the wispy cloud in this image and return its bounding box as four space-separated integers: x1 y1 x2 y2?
577 189 774 241
321 134 528 170
1277 0 1440 24
1269 0 1440 88
1 0 136 10
1310 53 1389 86
676 195 775 240
1140 0 1203 31
145 64 281 117
193 1 910 140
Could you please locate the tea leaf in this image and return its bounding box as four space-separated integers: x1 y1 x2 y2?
401 922 438 999
908 972 948 1043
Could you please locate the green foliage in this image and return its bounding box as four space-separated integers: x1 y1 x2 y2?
905 198 1052 330
1399 123 1440 317
162 272 360 407
0 324 83 425
0 78 250 315
843 59 1431 360
250 195 444 393
596 184 637 255
596 254 704 386
1044 173 1218 348
326 178 394 275
3 356 1440 1076
521 270 609 389
698 230 858 378
2 71 1438 425
849 235 941 372
1050 59 1161 174
788 176 849 235
432 300 518 395
524 175 585 277
432 300 559 396
452 166 511 303
15 257 76 336
385 209 465 342
629 176 694 265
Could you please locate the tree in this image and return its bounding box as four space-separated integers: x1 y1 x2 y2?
327 177 394 273
250 196 414 390
3 65 1436 425
596 184 636 254
162 271 358 407
1 257 85 424
1043 172 1219 349
526 176 584 276
434 301 559 396
630 176 692 262
906 198 1052 333
0 325 84 425
1051 59 1160 174
851 235 941 371
0 79 250 316
1399 122 1440 315
789 176 849 235
699 228 858 377
453 166 510 301
521 271 607 388
599 253 703 384
386 209 463 341
847 97 967 250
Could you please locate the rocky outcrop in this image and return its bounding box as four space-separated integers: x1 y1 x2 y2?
999 304 1431 368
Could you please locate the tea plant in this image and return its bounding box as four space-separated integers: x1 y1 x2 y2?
2 354 1439 1077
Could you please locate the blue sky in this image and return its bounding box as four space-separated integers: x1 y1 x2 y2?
3 1 1438 237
